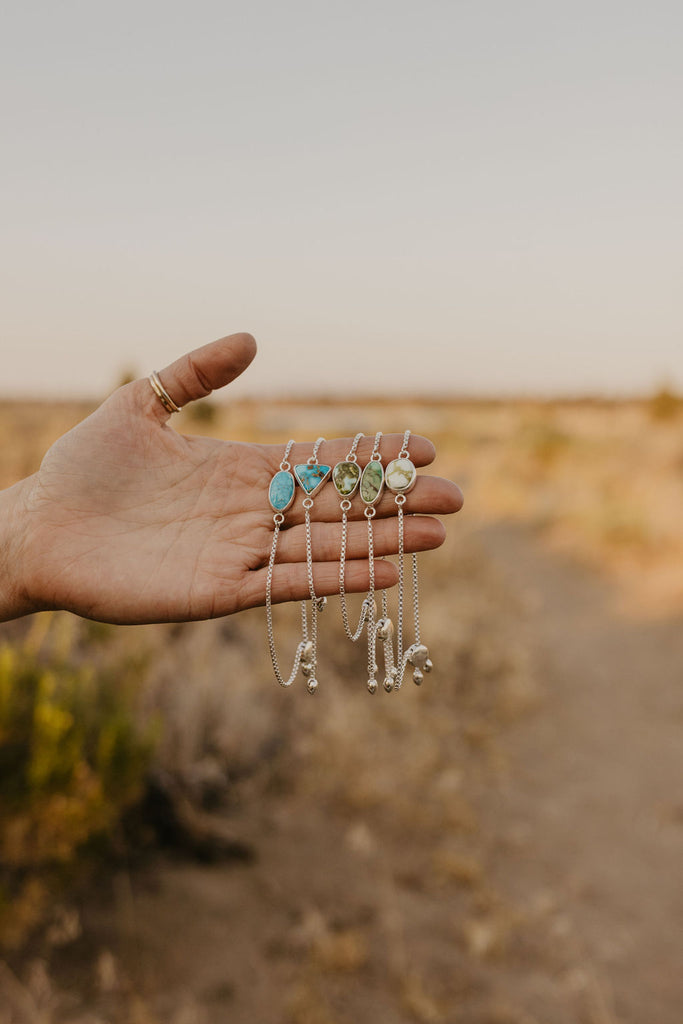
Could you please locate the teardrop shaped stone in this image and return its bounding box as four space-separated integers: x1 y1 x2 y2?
332 461 361 497
385 457 417 494
360 460 384 505
269 470 295 512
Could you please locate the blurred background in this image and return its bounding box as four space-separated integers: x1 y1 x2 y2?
1 2 682 1022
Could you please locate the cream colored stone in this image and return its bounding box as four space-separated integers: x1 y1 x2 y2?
385 458 416 494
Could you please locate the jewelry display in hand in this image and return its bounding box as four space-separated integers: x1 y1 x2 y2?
265 431 431 694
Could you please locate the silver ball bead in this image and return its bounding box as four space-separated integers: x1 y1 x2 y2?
306 678 319 694
383 676 394 693
424 658 433 674
413 668 424 686
367 679 378 695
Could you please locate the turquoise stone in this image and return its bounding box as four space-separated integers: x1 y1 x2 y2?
385 458 417 494
294 463 331 496
332 461 361 497
360 460 384 505
269 470 295 512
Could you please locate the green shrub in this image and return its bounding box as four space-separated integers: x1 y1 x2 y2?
0 616 154 950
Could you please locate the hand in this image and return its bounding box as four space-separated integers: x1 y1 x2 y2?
2 334 463 624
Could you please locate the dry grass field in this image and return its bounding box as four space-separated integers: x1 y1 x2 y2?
0 392 681 1024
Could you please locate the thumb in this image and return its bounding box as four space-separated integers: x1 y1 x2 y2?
154 332 257 410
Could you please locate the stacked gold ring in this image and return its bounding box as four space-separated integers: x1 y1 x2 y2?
148 370 182 414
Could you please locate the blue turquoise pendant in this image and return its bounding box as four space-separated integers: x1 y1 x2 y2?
269 470 296 512
294 464 332 497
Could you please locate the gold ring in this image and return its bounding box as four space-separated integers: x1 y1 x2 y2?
148 371 182 414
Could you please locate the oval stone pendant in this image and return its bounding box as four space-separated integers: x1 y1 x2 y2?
269 470 296 512
360 460 384 505
385 457 417 495
332 461 361 498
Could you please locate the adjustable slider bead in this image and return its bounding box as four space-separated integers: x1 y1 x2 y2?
301 641 314 663
407 643 431 670
362 598 378 623
376 617 394 641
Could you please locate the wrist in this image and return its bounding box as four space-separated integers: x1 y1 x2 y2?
0 477 39 622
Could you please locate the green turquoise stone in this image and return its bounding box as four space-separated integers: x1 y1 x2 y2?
385 458 417 494
332 461 361 497
360 460 384 505
294 464 331 495
269 470 295 511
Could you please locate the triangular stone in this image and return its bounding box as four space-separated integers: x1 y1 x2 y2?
294 464 332 496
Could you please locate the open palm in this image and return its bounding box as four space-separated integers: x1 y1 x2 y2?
10 334 462 624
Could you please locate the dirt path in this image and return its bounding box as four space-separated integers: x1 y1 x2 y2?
478 523 683 1023
40 523 683 1024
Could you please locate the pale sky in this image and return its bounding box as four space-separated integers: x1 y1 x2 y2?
1 0 682 398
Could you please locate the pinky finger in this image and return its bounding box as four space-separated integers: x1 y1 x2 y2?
245 558 399 609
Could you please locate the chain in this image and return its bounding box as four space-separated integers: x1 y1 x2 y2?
265 440 309 687
395 495 406 684
399 428 411 458
338 432 372 642
365 506 378 693
411 552 421 644
300 437 327 693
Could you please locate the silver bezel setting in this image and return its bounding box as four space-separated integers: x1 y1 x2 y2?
385 458 417 496
360 460 385 506
294 463 332 498
268 470 296 513
332 460 362 499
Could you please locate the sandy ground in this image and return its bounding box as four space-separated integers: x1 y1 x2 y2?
12 521 679 1024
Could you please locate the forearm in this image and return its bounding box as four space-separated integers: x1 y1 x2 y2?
0 476 38 622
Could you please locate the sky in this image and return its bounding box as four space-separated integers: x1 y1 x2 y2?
1 0 682 399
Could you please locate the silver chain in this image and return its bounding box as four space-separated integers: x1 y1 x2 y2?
365 506 378 692
300 437 327 693
411 552 421 645
338 432 372 642
265 440 309 687
364 431 383 693
395 494 406 676
388 429 426 691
